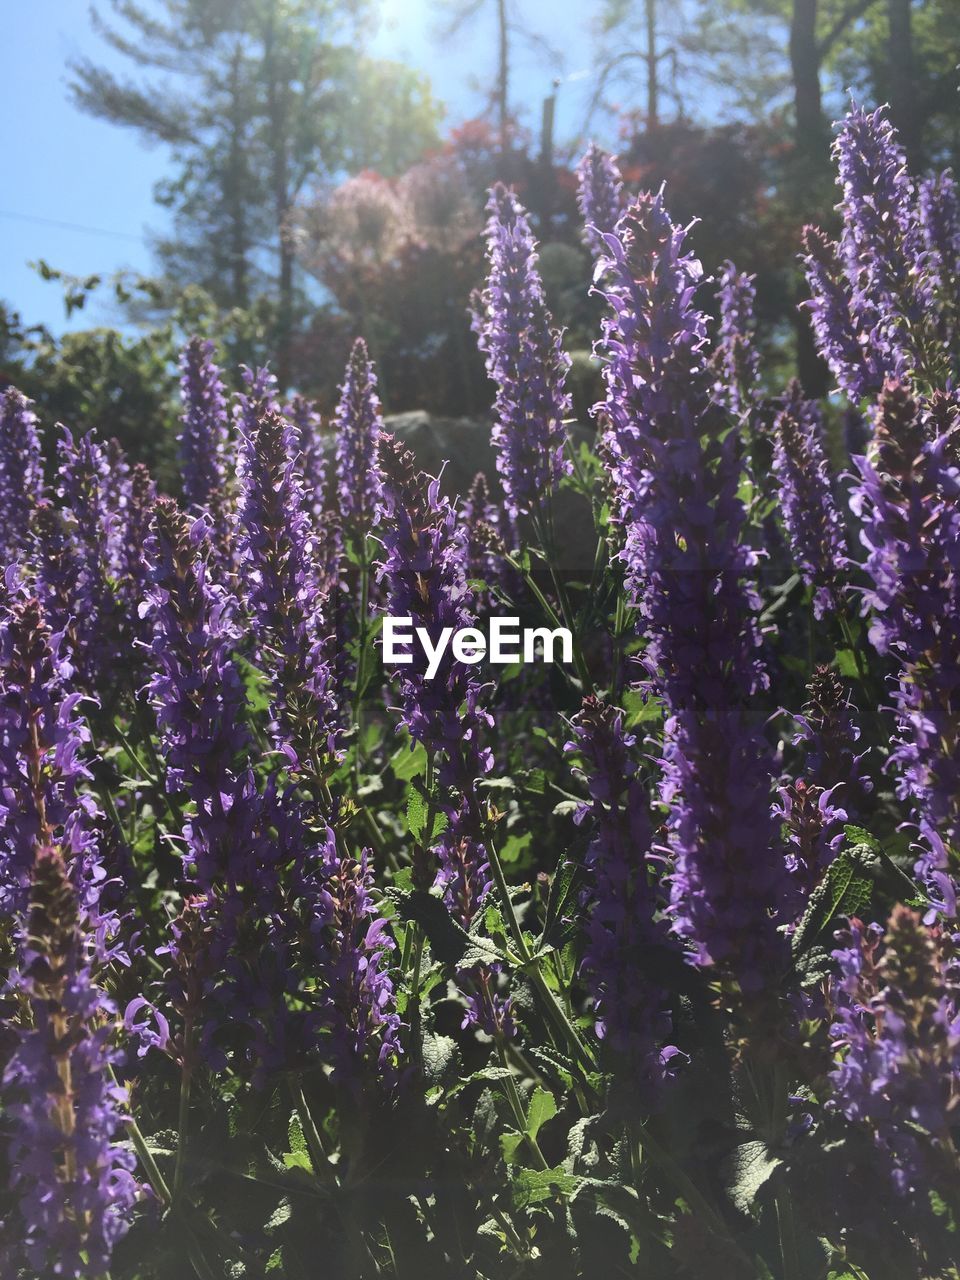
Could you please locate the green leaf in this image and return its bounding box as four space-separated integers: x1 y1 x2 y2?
385 889 471 965
792 849 873 957
421 1032 457 1085
621 688 664 728
499 831 532 864
405 784 446 845
720 1140 782 1214
283 1112 312 1173
525 1087 557 1141
500 1130 525 1166
511 1165 579 1208
539 860 582 948
835 649 859 679
391 738 428 781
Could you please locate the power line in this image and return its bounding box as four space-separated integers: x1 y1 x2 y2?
0 208 146 245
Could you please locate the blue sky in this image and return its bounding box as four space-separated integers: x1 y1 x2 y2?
3 1 598 336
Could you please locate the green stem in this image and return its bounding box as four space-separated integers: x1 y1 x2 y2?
477 810 597 1078
173 1032 194 1198
497 1042 548 1171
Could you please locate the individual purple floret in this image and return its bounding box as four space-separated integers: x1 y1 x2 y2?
178 337 231 531
575 142 625 260
566 697 678 1094
595 189 787 990
472 183 572 520
0 387 44 564
772 381 847 617
713 260 760 416
236 406 339 780
3 844 137 1278
333 338 383 541
375 436 493 922
829 906 960 1199
850 379 960 860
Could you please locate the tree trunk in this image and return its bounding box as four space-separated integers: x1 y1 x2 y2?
887 0 920 167
263 2 293 393
789 0 826 159
645 0 659 127
226 45 249 311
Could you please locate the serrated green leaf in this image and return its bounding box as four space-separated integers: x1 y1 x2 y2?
720 1140 781 1214
421 1031 457 1085
540 860 582 949
525 1087 557 1140
283 1112 312 1173
391 738 428 781
511 1165 580 1208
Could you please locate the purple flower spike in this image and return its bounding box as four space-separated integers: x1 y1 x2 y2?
236 406 339 778
829 906 960 1199
333 338 384 540
375 436 493 921
55 428 120 687
179 337 231 532
595 189 787 991
566 696 678 1095
0 386 44 564
713 260 760 416
3 845 137 1277
472 183 572 520
850 380 960 861
313 828 402 1086
772 381 847 617
286 393 329 521
0 593 115 952
575 143 625 260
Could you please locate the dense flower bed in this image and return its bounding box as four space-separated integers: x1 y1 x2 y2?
1 103 959 1280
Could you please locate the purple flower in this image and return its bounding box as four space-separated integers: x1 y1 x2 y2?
333 338 383 540
713 260 760 416
0 387 43 564
565 697 678 1094
575 143 625 260
286 393 329 522
594 190 787 990
472 184 572 520
801 225 877 401
802 104 954 397
178 337 231 535
236 406 340 779
141 498 250 874
375 436 493 922
829 906 960 1198
55 428 120 688
0 593 110 945
772 381 847 617
311 828 402 1086
3 844 137 1277
850 379 960 860
775 667 871 911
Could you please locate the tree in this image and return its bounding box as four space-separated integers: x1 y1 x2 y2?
70 0 442 390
